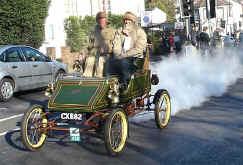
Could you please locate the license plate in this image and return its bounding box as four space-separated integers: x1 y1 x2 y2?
70 127 81 142
60 113 82 120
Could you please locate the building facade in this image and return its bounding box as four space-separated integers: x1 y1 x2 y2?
194 0 243 36
40 0 145 58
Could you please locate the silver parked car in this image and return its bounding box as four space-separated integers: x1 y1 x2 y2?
222 36 236 47
0 45 67 101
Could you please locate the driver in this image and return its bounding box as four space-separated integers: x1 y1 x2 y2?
82 11 116 77
111 11 147 85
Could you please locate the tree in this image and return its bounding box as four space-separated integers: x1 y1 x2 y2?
146 0 176 22
79 15 96 37
108 14 123 29
64 16 87 53
64 13 123 53
0 0 50 48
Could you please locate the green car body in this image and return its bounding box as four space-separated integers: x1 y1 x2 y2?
47 70 151 112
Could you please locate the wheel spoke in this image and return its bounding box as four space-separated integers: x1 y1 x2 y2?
110 114 123 150
27 110 44 145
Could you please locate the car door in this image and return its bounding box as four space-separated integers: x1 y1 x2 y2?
21 47 52 87
3 47 33 90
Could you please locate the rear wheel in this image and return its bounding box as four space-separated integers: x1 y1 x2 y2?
0 78 14 102
104 108 128 156
21 105 48 151
154 90 171 129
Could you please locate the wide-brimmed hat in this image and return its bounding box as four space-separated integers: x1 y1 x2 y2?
123 11 137 23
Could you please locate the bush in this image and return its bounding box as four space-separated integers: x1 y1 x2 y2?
0 0 50 48
108 14 123 29
64 16 87 52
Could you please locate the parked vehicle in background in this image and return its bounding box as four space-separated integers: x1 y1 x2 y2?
222 36 236 48
0 45 67 101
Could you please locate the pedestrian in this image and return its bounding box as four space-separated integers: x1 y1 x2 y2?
191 26 200 49
169 32 174 53
173 31 181 53
212 28 221 48
199 26 210 56
236 30 240 45
111 11 147 86
82 11 116 77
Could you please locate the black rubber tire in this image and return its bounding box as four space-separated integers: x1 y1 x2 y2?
21 105 48 151
0 78 14 102
104 108 128 156
154 90 171 129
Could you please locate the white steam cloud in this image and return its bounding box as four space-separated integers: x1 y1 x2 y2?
133 48 243 122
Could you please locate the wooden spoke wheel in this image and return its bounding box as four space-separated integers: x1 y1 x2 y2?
104 108 128 156
21 105 48 151
154 90 171 129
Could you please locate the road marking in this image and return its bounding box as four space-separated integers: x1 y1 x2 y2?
0 114 24 123
0 128 20 137
0 108 8 110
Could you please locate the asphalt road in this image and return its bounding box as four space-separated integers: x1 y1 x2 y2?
0 79 243 165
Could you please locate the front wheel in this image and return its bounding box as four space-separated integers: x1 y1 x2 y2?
0 78 14 102
21 105 48 151
104 108 128 156
154 90 171 129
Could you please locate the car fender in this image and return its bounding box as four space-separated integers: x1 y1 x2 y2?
153 89 168 104
52 61 67 73
0 69 18 91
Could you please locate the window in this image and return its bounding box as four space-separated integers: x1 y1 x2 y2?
5 48 24 62
217 7 224 19
49 24 54 40
22 47 46 62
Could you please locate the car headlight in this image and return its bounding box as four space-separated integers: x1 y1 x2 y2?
45 82 55 97
108 78 120 104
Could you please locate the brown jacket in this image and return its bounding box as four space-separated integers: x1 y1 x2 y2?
113 24 147 58
83 24 116 56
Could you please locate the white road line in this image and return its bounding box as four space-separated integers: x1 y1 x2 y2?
0 114 24 123
0 108 8 110
0 128 20 137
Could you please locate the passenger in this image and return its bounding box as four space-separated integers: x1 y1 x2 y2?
111 11 147 85
82 11 116 77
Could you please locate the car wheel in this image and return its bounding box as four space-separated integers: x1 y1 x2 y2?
0 78 14 102
104 108 128 156
154 89 171 129
21 104 47 151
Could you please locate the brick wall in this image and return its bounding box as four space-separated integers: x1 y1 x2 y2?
61 47 80 73
46 47 56 60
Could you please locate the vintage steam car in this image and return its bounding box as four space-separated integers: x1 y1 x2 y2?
21 47 171 156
